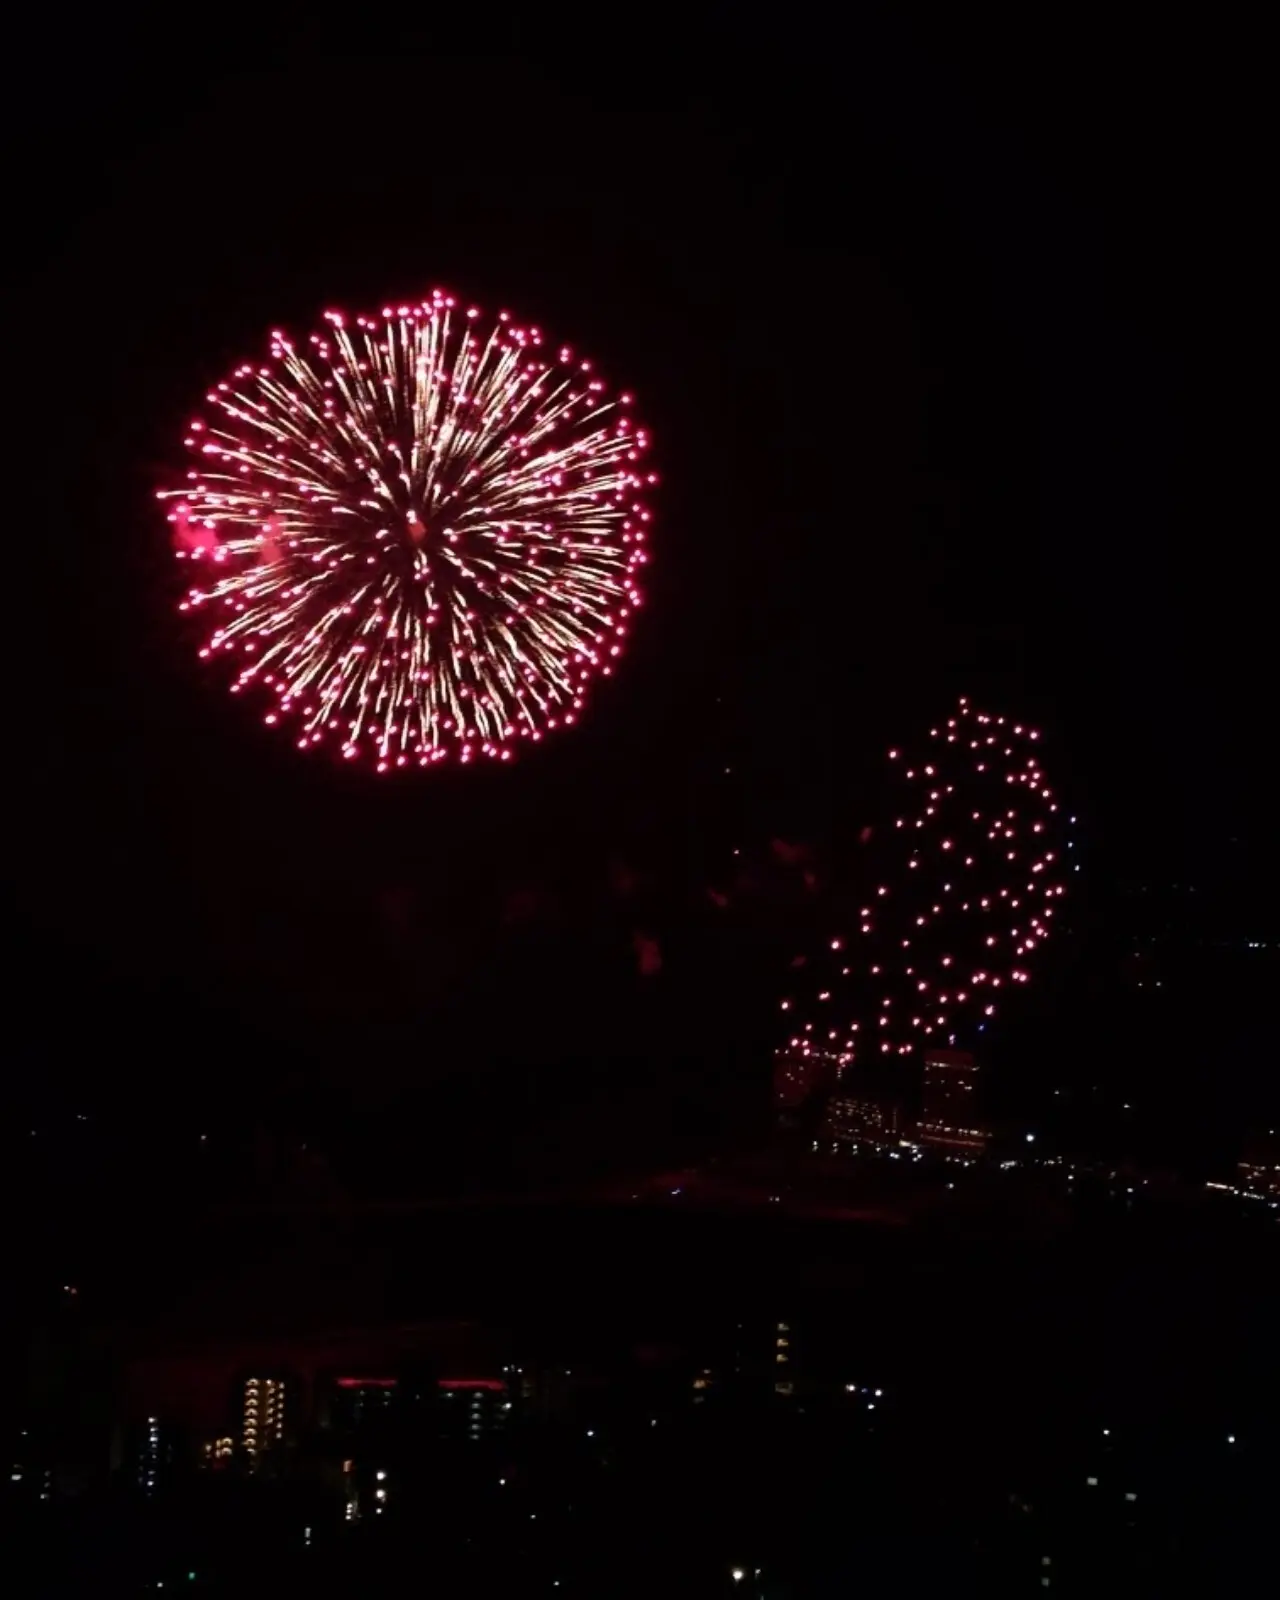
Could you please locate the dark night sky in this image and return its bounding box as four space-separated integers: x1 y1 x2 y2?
8 14 1273 1158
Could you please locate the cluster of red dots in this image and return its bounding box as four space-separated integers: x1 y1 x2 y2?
779 697 1071 1068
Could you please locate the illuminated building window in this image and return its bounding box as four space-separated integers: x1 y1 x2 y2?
241 1376 289 1458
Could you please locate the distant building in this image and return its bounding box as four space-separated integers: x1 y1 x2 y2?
691 1366 718 1404
918 1049 987 1156
7 1424 54 1505
774 1048 842 1121
240 1375 291 1460
315 1367 511 1468
437 1378 509 1444
720 1317 791 1396
114 1417 185 1495
323 1376 399 1435
200 1435 234 1470
723 1316 814 1401
822 1094 908 1150
774 1319 795 1397
921 1048 978 1121
1237 1130 1279 1198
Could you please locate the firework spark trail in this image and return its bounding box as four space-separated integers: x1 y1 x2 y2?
778 697 1074 1072
160 290 655 772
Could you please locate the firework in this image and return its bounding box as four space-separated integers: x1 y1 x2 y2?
159 291 654 771
778 697 1073 1072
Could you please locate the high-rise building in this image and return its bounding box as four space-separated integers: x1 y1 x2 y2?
240 1375 290 1460
199 1435 234 1470
114 1417 185 1495
822 1094 907 1150
1237 1129 1279 1198
773 1319 794 1398
316 1369 511 1462
9 1423 55 1505
437 1378 509 1444
324 1376 399 1435
921 1048 978 1120
918 1048 987 1156
774 1048 842 1121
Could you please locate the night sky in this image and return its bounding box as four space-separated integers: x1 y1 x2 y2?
10 17 1273 1165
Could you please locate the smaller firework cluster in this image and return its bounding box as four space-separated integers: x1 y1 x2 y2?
778 698 1072 1076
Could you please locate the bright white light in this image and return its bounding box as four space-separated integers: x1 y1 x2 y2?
376 1470 387 1481
731 1570 745 1583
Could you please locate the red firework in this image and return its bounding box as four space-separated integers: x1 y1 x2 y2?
159 290 654 772
778 696 1074 1072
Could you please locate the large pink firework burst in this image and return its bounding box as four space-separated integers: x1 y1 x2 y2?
159 289 654 771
